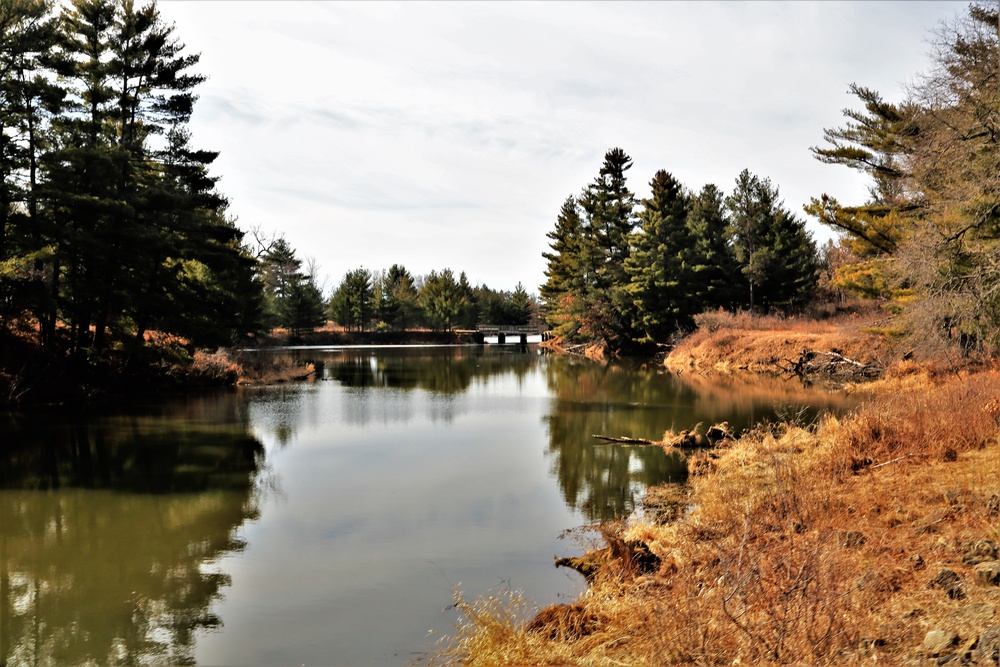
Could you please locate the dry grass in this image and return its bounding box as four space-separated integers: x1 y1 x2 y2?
667 309 900 374
225 348 316 384
164 349 314 386
436 367 1000 666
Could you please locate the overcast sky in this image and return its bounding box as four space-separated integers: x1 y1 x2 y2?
156 1 965 293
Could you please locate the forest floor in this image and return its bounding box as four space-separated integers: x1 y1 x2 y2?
436 312 1000 666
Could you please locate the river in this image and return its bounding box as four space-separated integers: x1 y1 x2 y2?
0 345 858 666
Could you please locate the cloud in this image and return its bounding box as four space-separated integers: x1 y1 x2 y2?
159 0 965 291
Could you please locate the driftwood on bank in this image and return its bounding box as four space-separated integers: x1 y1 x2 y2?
779 349 882 380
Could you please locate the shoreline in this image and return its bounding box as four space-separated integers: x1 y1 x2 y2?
439 320 1000 666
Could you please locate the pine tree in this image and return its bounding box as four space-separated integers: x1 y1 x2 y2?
282 274 326 336
625 170 696 341
540 195 585 339
259 237 301 328
329 268 374 332
686 183 739 311
419 269 466 331
32 0 260 350
508 282 532 325
810 3 1000 352
375 263 418 331
576 147 638 348
726 169 817 311
760 208 819 308
0 0 61 336
456 270 477 329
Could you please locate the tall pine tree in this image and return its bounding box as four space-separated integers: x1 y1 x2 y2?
539 195 585 339
576 147 638 348
625 170 697 341
686 183 739 311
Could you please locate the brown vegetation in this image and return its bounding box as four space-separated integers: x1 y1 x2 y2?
437 355 1000 666
666 308 901 374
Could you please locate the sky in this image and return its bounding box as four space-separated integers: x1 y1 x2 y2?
155 1 967 294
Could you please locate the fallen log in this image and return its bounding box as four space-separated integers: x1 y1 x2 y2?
592 422 733 449
592 435 659 445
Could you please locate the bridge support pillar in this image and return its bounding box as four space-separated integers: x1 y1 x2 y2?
497 332 506 344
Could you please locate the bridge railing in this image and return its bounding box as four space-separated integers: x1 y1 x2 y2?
475 324 543 334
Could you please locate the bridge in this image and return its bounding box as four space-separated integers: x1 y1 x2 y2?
471 324 552 345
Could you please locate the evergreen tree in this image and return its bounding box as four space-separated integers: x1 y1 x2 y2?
259 237 301 328
540 195 585 339
761 208 819 308
328 267 374 332
29 0 260 350
686 183 739 311
0 0 61 337
625 170 696 341
810 3 1000 352
419 268 466 331
576 147 638 347
726 169 817 311
508 282 532 325
374 263 419 331
456 270 478 329
281 273 326 336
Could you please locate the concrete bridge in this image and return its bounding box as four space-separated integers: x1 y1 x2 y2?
471 324 552 345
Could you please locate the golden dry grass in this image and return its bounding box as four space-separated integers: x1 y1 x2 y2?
436 366 1000 666
667 310 899 373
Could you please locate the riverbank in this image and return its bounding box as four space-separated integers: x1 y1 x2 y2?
438 320 1000 666
0 325 490 407
0 331 314 408
664 309 898 375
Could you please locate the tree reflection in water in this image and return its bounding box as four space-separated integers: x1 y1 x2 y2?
0 393 265 667
257 347 856 525
543 357 688 521
542 356 858 521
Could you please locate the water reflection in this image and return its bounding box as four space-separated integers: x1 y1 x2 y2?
0 348 860 666
264 348 857 524
300 345 537 394
282 346 540 428
541 356 859 521
0 395 263 667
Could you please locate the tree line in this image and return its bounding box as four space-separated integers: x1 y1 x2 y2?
540 149 819 350
0 0 536 357
6 0 992 361
258 235 536 336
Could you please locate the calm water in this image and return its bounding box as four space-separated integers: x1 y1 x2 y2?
0 346 858 666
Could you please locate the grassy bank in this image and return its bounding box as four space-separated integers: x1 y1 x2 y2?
665 309 900 374
437 320 1000 666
